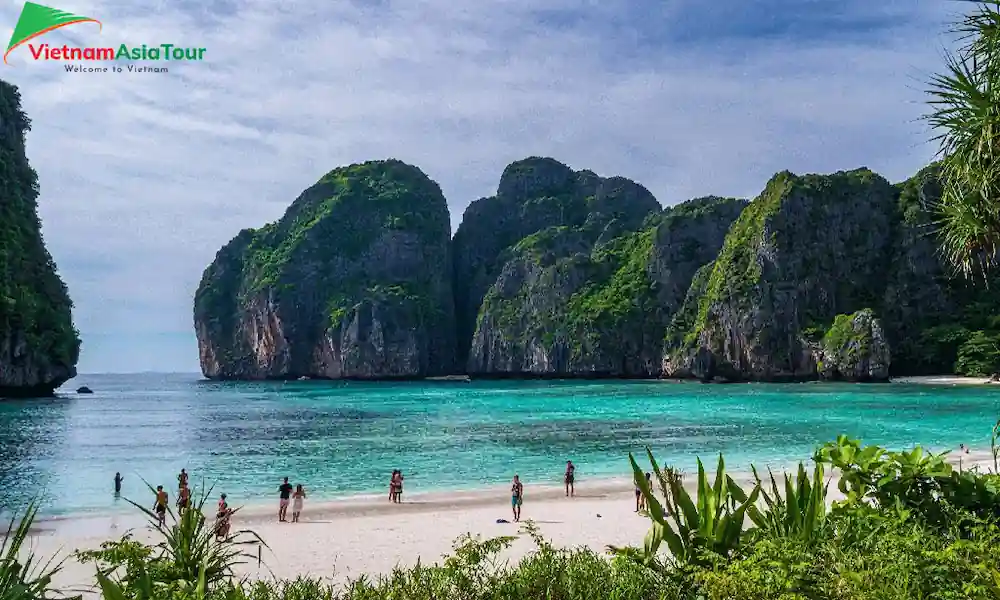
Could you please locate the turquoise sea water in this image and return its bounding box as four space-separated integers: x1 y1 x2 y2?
1 373 1000 517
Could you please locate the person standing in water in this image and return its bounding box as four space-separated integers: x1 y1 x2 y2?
153 485 168 527
278 477 293 522
114 472 123 495
564 461 576 497
177 469 188 491
292 484 306 522
511 475 523 522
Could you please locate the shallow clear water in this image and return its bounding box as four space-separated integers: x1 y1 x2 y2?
1 373 999 517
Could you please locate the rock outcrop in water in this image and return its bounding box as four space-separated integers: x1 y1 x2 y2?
195 156 1000 381
0 80 80 397
193 160 456 380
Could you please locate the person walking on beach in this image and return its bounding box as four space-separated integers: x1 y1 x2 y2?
636 472 651 512
564 461 576 497
114 472 123 495
215 494 231 539
278 477 293 522
511 475 523 522
292 484 306 522
177 468 188 491
177 484 191 513
153 485 168 527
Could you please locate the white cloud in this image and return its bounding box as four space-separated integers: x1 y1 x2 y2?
0 0 953 373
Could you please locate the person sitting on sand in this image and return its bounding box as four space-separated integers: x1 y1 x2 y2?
278 477 293 522
177 468 188 490
565 461 576 497
292 484 306 522
511 475 523 522
154 485 168 526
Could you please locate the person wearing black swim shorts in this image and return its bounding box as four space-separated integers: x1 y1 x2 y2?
154 485 168 526
564 461 575 497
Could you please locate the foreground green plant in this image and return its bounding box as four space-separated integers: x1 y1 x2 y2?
747 461 828 542
78 481 265 597
611 449 760 569
0 501 78 600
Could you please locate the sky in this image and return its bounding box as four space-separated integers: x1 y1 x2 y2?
0 0 959 374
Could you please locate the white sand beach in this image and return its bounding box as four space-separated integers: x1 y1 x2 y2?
33 479 650 597
24 449 997 597
893 375 1000 386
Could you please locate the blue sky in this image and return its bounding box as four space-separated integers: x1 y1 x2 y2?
0 0 954 375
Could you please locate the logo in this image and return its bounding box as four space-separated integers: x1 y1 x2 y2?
5 2 99 64
4 1 206 72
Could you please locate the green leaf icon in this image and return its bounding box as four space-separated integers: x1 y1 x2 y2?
5 2 102 64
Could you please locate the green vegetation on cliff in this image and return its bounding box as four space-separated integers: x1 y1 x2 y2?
470 194 745 375
692 169 884 345
0 81 79 390
883 164 1000 376
691 174 794 335
565 228 657 336
244 160 448 293
193 159 456 379
454 157 661 370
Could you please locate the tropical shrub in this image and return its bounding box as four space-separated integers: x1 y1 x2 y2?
611 450 760 569
746 461 828 542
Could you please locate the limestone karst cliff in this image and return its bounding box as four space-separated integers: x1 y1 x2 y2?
467 195 746 376
195 157 1000 382
0 80 80 397
193 160 456 380
661 167 1000 381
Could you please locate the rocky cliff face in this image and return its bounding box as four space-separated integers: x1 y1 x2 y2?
467 195 746 376
663 169 899 382
452 157 658 367
0 80 80 397
195 155 1000 382
880 165 1000 377
193 160 456 380
815 309 891 381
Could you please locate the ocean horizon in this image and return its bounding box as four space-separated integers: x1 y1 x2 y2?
1 373 999 518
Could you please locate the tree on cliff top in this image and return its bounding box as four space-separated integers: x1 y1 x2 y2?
926 0 1000 280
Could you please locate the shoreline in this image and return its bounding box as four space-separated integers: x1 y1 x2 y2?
891 375 999 386
58 373 1000 391
26 452 998 598
28 442 998 525
31 446 996 533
